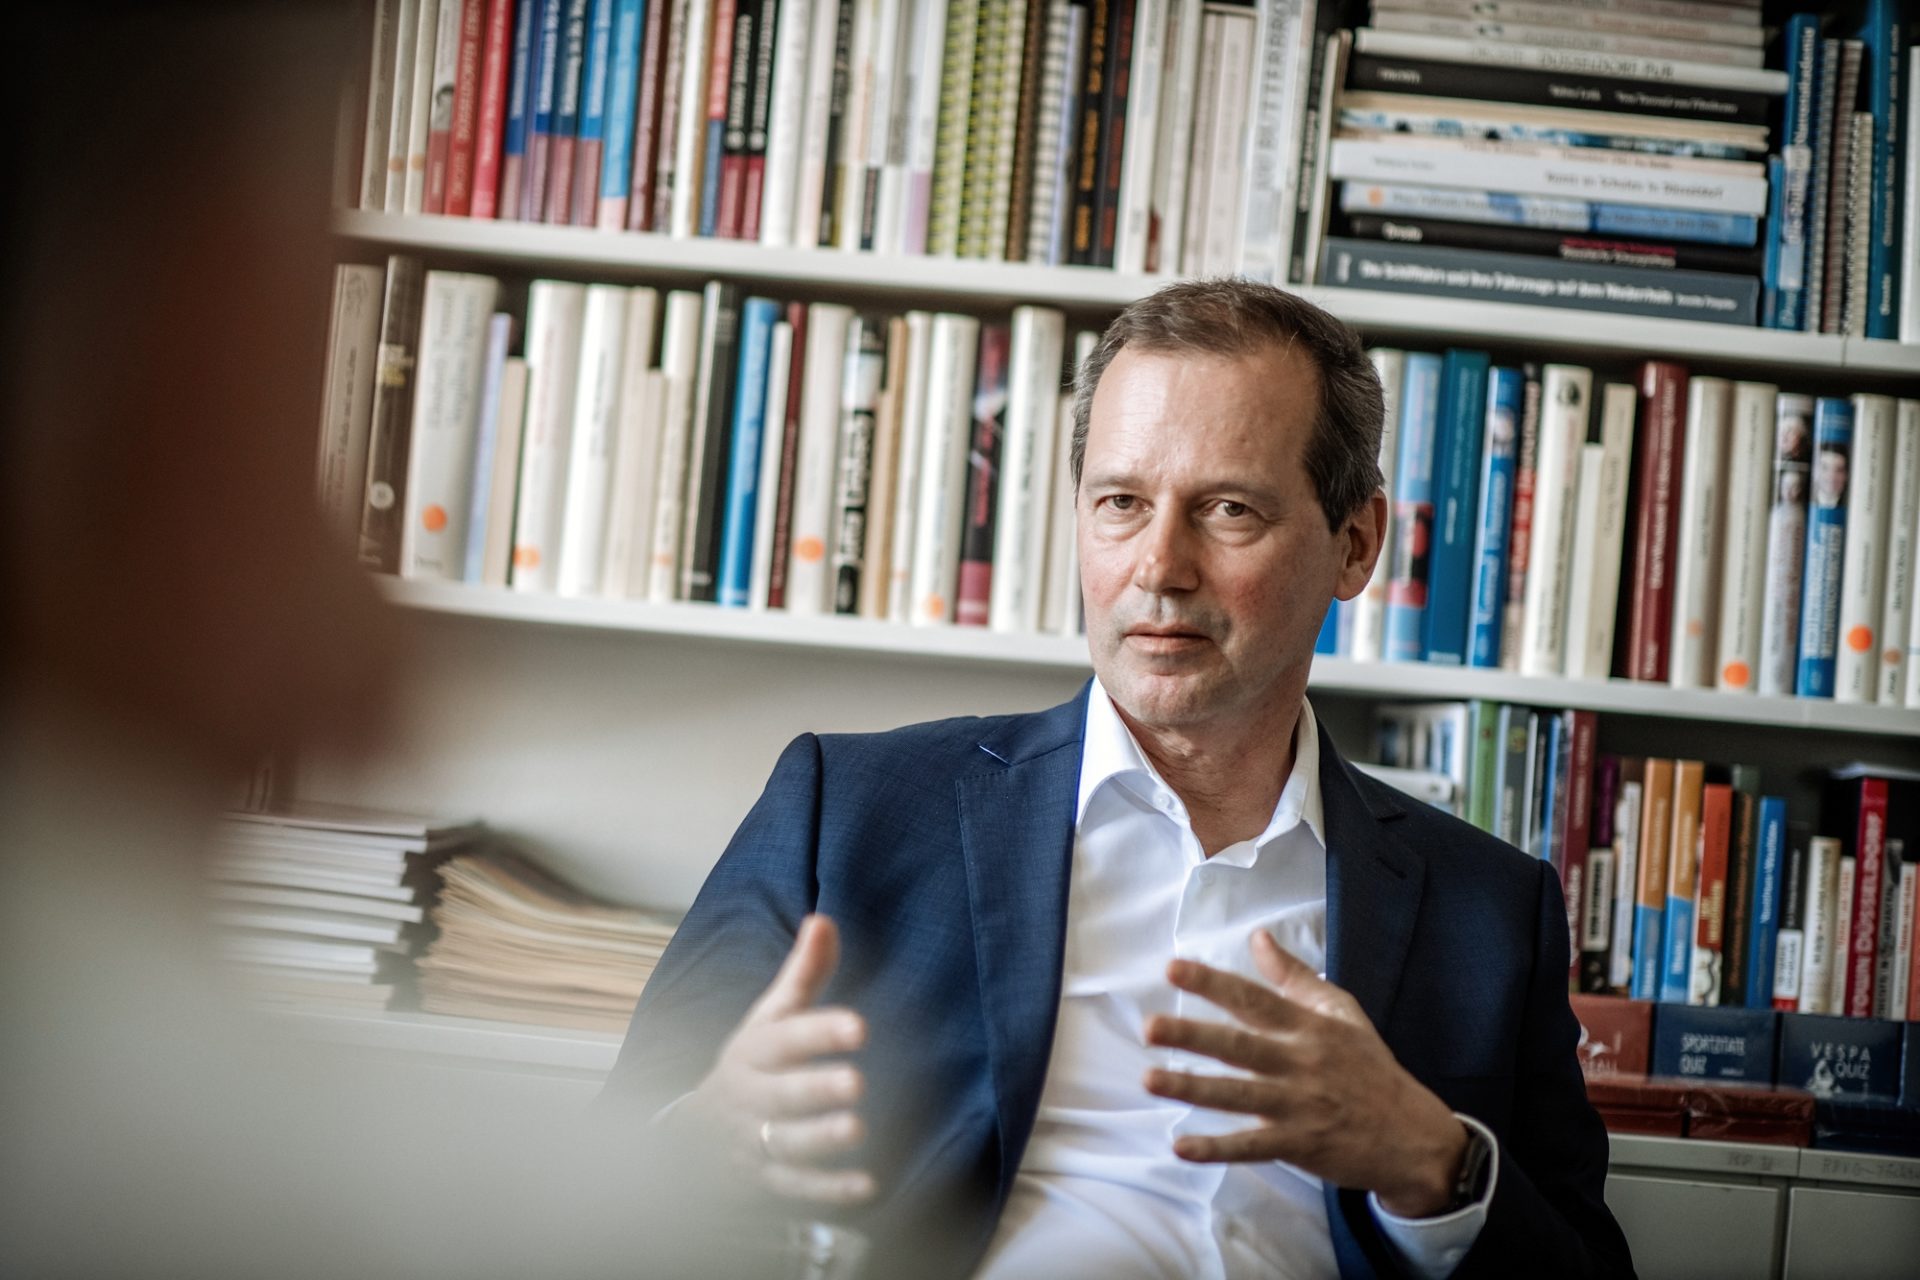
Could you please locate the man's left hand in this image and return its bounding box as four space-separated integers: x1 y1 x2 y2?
1143 929 1469 1218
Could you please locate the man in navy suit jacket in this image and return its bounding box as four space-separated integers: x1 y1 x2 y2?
609 282 1634 1279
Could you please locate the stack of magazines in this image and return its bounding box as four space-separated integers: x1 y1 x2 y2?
416 852 678 1033
209 804 480 1012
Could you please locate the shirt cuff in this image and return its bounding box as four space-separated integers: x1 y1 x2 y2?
1365 1114 1499 1280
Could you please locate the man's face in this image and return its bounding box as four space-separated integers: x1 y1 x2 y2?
1076 344 1377 734
1813 447 1848 508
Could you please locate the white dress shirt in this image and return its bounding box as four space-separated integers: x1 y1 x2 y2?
975 682 1495 1280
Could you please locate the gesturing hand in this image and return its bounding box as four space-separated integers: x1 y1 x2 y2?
680 915 875 1206
1143 929 1469 1218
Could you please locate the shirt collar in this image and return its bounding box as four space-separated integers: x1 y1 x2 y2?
1077 680 1326 855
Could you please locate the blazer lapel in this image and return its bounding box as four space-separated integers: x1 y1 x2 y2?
955 686 1087 1204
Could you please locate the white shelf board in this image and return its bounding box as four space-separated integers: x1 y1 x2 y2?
332 211 1920 373
381 579 1920 738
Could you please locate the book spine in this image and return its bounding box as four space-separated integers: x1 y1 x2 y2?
509 279 588 590
1905 44 1920 344
858 317 908 617
1499 365 1542 671
572 0 617 226
789 0 840 247
384 0 422 213
765 301 811 608
1689 779 1732 1005
1746 796 1786 1009
360 0 406 209
1383 352 1444 662
680 280 744 601
1345 52 1769 128
1819 43 1864 335
1518 363 1591 678
1199 9 1255 274
1295 26 1350 282
1624 360 1688 682
756 0 812 244
471 0 520 218
1090 0 1135 267
1350 27 1786 97
955 0 1005 259
1714 382 1777 692
1142 0 1197 271
1370 11 1761 65
811 0 855 245
1466 365 1518 669
1630 757 1674 1002
1422 349 1490 666
956 323 1011 625
1835 394 1896 702
1234 0 1305 283
402 271 503 581
898 0 952 255
1802 38 1840 333
1492 703 1528 849
1795 397 1853 697
1843 111 1872 336
1891 845 1915 1019
695 0 739 236
316 264 387 542
1766 14 1821 330
520 0 563 219
744 326 789 608
1559 445 1606 679
982 0 1034 260
887 312 933 621
1002 0 1051 262
422 0 464 214
544 0 590 224
357 256 429 574
1793 833 1838 1013
718 297 781 607
1828 853 1857 1015
990 307 1066 632
1858 4 1903 339
1339 213 1764 276
1370 0 1763 38
830 316 887 613
1562 710 1597 983
597 0 646 228
740 0 782 241
1716 773 1752 1005
628 0 674 229
912 314 983 624
667 0 716 237
1843 777 1889 1018
835 0 881 252
926 0 981 256
554 283 632 596
443 0 489 215
601 288 665 597
785 302 852 614
1066 0 1110 264
1570 382 1634 681
646 291 705 600
1351 347 1406 663
1337 182 1759 247
1578 753 1618 991
1176 10 1218 278
1882 400 1920 704
715 0 757 237
1668 376 1730 689
1606 766 1643 993
478 357 530 585
1757 393 1813 696
1659 758 1705 1005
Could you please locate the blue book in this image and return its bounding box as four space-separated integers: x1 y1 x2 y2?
1631 894 1665 1002
574 0 617 207
1314 604 1341 655
1796 397 1853 698
523 0 565 220
1745 795 1788 1010
1659 886 1696 1005
461 313 515 583
1766 14 1823 331
1534 711 1562 863
599 0 647 205
1337 183 1760 246
501 0 539 212
1467 366 1521 668
550 0 590 197
1857 1 1906 339
1422 349 1490 666
1384 352 1444 662
717 297 781 607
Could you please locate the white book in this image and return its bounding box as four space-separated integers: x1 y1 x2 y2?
794 0 843 249
401 0 444 213
786 303 854 615
1892 854 1915 1021
1043 330 1097 636
212 859 413 900
1201 8 1256 276
1370 12 1764 67
555 284 633 597
215 907 406 947
1758 392 1813 696
669 0 715 238
1607 779 1643 992
984 0 1032 262
758 0 816 247
1828 854 1856 1018
1148 0 1202 273
460 314 514 582
1026 0 1075 263
383 0 422 214
1667 376 1731 689
1350 26 1789 94
869 0 916 256
990 306 1067 632
1299 29 1351 283
1566 382 1634 680
402 271 502 581
910 313 982 625
1326 136 1768 217
1834 393 1897 702
600 288 666 597
1798 835 1842 1015
1370 0 1763 45
859 320 908 618
510 281 587 591
1350 348 1406 663
421 0 463 206
888 313 936 622
1519 364 1591 678
833 0 880 252
221 935 384 973
1904 45 1920 343
1235 0 1308 283
1713 381 1778 692
209 884 426 925
1114 0 1169 274
899 0 951 256
316 264 386 542
359 0 405 208
1335 91 1768 154
646 291 705 602
478 357 529 587
1881 399 1920 704
748 321 796 609
1179 12 1221 277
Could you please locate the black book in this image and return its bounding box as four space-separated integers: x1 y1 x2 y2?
679 280 743 602
1720 766 1762 1008
717 0 758 237
816 0 855 246
1067 0 1108 265
1773 821 1812 1009
1091 0 1135 268
832 316 887 614
355 254 426 574
742 0 781 240
1346 53 1771 128
1339 213 1766 278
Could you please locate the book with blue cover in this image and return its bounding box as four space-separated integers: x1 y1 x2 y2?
1796 397 1853 697
1336 182 1761 246
1384 352 1444 662
1423 349 1491 666
521 0 565 220
461 312 514 583
1745 795 1788 1010
717 297 781 607
1765 14 1823 331
571 0 618 220
1468 366 1521 668
1856 0 1906 339
598 0 647 214
500 0 540 218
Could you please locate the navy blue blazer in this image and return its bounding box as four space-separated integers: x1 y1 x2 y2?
609 687 1634 1279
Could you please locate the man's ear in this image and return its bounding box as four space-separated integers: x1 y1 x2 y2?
1333 490 1388 603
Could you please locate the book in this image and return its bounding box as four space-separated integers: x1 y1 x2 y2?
1798 834 1844 1015
1802 38 1841 335
1764 14 1822 331
1659 758 1706 1005
1350 348 1406 663
1796 398 1853 697
1882 400 1920 705
543 0 592 223
911 313 983 624
1383 351 1444 662
857 316 908 618
678 281 743 602
1770 820 1810 1012
1714 382 1777 692
717 296 782 607
359 1 407 208
988 0 1039 260
1369 10 1762 67
1492 702 1533 850
886 312 934 621
746 321 795 608
1757 393 1814 697
1828 771 1907 1019
1722 770 1761 1006
1465 365 1519 670
442 0 489 215
1835 395 1897 702
1422 348 1490 666
459 313 513 582
784 301 852 614
1562 384 1631 682
626 0 674 229
469 0 521 218
401 270 503 582
712 0 755 237
508 280 588 591
1607 758 1645 993
521 0 566 219
1320 238 1758 325
956 322 1012 625
356 255 428 574
597 288 664 598
594 0 647 228
1630 757 1675 1002
420 0 463 213
990 307 1067 633
1499 365 1542 671
1817 41 1864 336
1621 361 1688 682
831 315 888 614
1198 7 1256 275
1579 752 1618 991
1518 363 1590 678
384 0 424 213
1113 0 1168 273
758 0 818 246
740 0 785 242
1088 0 1134 267
1339 181 1758 247
316 264 386 543
1369 0 1761 38
553 283 632 597
475 355 529 586
493 0 538 218
1744 795 1785 1009
645 290 706 601
1689 778 1733 1005
1561 710 1598 982
667 0 717 237
1667 376 1730 690
1339 212 1763 276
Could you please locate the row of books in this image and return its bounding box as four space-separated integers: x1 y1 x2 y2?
349 0 1325 280
1323 352 1920 709
321 255 1096 633
1374 702 1920 1022
1315 3 1918 339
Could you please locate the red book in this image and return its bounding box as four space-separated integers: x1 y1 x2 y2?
625 0 671 231
1623 361 1688 682
955 324 1012 627
715 0 755 237
467 0 517 219
1562 710 1598 983
1840 776 1889 1018
1500 366 1542 668
1693 780 1733 1005
765 302 810 610
443 0 489 216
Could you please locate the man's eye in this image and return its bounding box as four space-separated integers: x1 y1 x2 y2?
1105 495 1136 511
1217 501 1249 518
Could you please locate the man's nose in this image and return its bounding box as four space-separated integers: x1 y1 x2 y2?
1130 510 1201 595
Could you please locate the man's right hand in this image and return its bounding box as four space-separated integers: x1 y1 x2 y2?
678 914 874 1205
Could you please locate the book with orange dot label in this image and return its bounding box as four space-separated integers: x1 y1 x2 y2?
402 271 502 582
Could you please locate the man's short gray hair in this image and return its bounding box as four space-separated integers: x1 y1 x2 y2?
1069 279 1385 532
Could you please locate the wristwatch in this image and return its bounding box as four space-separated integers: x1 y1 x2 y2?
1446 1121 1495 1212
